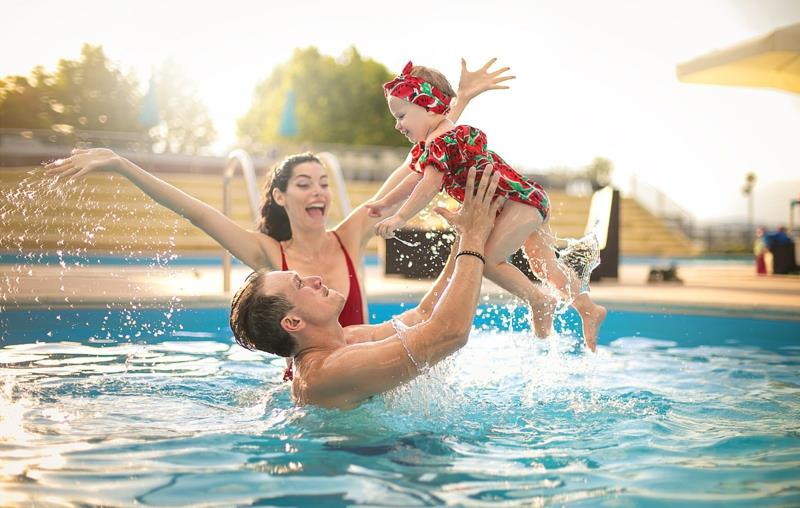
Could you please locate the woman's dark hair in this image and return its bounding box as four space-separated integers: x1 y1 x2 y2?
230 271 297 357
258 152 322 241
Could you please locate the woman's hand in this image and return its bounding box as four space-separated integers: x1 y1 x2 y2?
457 58 515 101
44 148 123 181
434 165 502 242
375 214 407 239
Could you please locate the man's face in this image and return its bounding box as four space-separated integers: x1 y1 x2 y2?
262 271 345 328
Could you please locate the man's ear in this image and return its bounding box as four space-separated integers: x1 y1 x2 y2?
281 314 305 333
272 188 285 207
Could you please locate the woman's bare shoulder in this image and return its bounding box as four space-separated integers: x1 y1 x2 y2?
329 222 364 260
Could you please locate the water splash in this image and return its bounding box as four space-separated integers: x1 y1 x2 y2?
0 166 187 344
557 230 601 296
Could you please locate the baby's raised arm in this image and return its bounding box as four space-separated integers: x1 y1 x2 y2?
365 171 421 217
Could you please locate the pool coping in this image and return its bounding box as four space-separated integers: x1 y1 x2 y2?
5 293 799 323
2 263 798 322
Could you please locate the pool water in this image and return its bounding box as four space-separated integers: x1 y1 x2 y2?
1 306 799 506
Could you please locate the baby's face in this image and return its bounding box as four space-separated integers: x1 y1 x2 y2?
387 96 431 143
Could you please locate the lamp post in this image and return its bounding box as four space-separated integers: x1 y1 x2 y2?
742 172 757 243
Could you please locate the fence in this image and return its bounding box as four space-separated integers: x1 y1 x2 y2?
627 177 755 253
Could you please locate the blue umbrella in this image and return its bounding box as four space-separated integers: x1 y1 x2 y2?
279 89 298 137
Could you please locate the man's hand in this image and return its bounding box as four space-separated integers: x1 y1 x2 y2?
434 165 502 243
457 58 515 101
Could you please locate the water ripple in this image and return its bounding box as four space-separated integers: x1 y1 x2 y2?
1 328 798 506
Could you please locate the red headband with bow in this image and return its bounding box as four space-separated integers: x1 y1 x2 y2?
383 61 452 115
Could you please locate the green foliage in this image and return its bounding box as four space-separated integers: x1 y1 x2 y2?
0 44 215 154
0 72 54 130
150 60 216 155
0 45 142 133
587 156 614 187
238 46 406 147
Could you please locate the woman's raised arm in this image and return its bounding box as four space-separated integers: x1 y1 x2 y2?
45 148 277 270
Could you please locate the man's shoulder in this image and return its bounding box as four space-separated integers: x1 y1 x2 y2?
293 347 362 409
292 352 330 402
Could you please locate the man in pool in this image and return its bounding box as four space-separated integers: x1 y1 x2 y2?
230 167 507 409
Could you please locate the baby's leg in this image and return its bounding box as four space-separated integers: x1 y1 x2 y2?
523 224 606 351
483 202 556 338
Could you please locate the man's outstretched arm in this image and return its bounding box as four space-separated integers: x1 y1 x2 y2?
312 167 502 407
342 233 459 345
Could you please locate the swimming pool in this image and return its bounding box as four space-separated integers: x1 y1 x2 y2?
1 305 799 506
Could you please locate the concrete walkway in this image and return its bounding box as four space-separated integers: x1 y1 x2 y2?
2 261 798 320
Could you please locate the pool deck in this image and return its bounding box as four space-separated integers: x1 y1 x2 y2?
3 260 799 320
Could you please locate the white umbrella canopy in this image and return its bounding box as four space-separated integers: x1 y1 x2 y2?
676 23 800 94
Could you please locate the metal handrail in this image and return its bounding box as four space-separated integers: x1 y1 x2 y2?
222 149 260 292
317 151 352 216
629 177 696 238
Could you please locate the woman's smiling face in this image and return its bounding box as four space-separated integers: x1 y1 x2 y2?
272 161 331 229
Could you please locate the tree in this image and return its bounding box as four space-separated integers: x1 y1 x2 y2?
587 157 614 189
148 61 216 155
0 44 143 134
0 44 215 154
238 46 406 147
0 69 54 130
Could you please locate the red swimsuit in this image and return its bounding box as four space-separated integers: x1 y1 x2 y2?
280 231 365 381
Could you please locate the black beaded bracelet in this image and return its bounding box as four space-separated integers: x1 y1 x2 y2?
456 250 486 264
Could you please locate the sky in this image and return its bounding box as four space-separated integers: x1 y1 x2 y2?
2 0 799 224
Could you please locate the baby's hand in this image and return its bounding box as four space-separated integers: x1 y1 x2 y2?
375 214 406 239
365 199 388 218
457 58 515 100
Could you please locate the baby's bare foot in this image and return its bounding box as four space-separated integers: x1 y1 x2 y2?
579 304 607 352
530 292 557 338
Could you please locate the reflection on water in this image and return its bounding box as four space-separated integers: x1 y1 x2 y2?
1 324 799 506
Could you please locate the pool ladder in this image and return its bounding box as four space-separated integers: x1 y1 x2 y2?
221 150 351 293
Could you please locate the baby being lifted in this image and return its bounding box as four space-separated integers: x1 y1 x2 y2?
367 61 606 350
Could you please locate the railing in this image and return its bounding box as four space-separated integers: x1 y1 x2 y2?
628 177 696 239
222 150 261 293
317 152 352 216
627 178 762 252
220 150 352 293
693 223 753 253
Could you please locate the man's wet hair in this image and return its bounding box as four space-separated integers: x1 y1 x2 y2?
230 271 296 357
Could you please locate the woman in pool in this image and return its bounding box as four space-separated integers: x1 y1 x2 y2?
44 58 513 376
